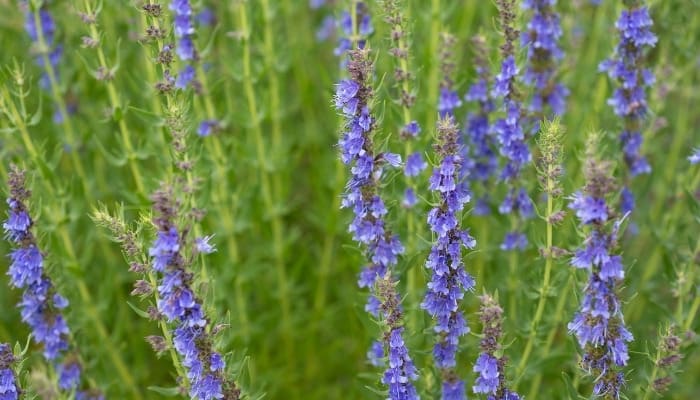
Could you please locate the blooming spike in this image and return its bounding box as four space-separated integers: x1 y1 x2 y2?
335 48 419 399
567 141 633 399
422 116 475 399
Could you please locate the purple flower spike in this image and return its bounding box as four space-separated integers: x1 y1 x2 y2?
149 185 239 400
472 294 521 399
335 48 419 400
0 343 19 400
170 0 198 86
422 116 475 399
3 167 96 396
568 153 633 399
601 4 657 213
522 0 569 116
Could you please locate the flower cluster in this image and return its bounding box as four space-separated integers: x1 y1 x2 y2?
472 294 521 400
690 148 700 165
382 0 425 208
462 35 498 215
335 2 373 60
599 4 657 212
22 3 69 122
437 33 461 118
422 116 476 399
493 0 533 250
170 0 196 88
149 186 239 400
521 0 568 116
335 48 418 399
567 151 633 399
376 277 420 400
0 343 19 400
3 167 95 396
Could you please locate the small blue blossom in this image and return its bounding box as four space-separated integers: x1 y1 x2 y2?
438 88 462 117
198 119 221 137
690 148 700 165
367 340 385 367
0 343 19 400
405 153 427 177
402 188 417 208
403 121 421 138
473 354 500 394
569 192 608 224
195 236 216 254
58 361 82 390
500 232 527 251
149 228 180 272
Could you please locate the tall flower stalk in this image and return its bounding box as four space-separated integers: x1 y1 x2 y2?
437 33 461 118
514 119 567 383
334 47 419 399
422 116 476 400
463 35 498 215
22 1 67 123
567 135 634 399
472 294 521 400
3 166 101 398
493 0 534 251
521 0 568 117
599 2 657 213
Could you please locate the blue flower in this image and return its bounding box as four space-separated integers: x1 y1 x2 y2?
198 119 221 137
367 340 384 367
601 5 657 213
500 232 527 251
195 235 216 254
569 192 608 224
149 228 180 272
522 0 568 115
568 163 633 398
473 354 500 394
423 117 475 396
689 148 700 165
405 153 427 177
58 361 81 390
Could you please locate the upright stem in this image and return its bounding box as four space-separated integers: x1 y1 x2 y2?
33 8 91 200
527 274 574 398
425 0 441 135
235 0 293 364
84 0 146 195
515 172 555 386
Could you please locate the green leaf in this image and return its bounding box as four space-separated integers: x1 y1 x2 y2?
147 386 181 397
126 301 150 319
561 372 582 400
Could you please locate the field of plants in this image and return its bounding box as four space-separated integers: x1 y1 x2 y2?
0 0 699 399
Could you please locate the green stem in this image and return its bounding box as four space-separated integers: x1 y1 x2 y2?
641 345 663 400
33 8 91 200
527 274 574 399
236 0 293 363
425 0 441 136
59 226 143 399
84 0 146 196
515 173 555 386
